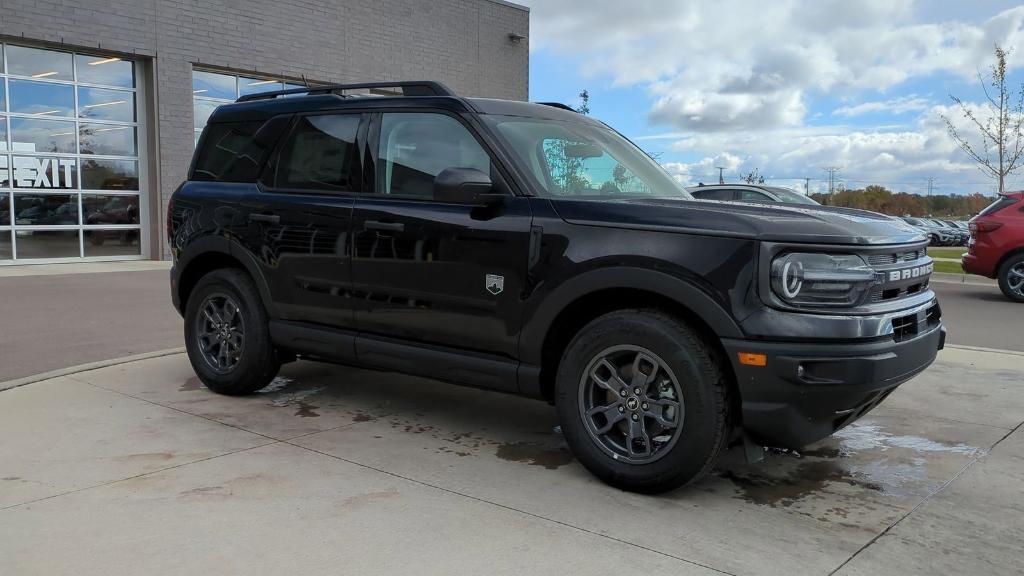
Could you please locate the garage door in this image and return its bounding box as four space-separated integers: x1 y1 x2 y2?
0 43 147 263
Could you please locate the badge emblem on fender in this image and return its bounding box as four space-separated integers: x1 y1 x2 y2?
486 274 504 295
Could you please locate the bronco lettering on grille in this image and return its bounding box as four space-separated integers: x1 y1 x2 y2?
888 263 934 282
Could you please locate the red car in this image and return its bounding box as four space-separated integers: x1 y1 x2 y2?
962 191 1024 302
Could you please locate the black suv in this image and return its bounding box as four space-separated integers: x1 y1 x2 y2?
170 81 945 493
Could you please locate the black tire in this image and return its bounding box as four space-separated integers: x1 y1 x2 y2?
184 268 281 395
555 309 729 494
997 253 1024 303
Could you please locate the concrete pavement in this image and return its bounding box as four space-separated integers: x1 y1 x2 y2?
1 346 1021 575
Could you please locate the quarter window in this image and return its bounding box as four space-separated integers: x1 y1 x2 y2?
192 122 267 183
376 113 490 199
275 115 361 191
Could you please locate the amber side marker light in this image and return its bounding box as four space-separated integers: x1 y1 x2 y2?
737 352 767 367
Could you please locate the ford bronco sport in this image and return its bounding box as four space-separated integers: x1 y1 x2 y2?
170 81 945 493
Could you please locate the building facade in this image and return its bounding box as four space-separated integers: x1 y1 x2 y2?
0 0 529 264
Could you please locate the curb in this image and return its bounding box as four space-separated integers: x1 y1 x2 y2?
930 272 997 286
0 348 185 392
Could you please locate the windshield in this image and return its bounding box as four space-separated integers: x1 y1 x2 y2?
484 115 692 200
767 187 819 205
903 217 924 226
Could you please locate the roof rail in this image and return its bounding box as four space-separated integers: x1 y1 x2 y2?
236 81 456 102
536 102 577 112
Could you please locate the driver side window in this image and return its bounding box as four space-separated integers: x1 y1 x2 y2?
376 113 491 199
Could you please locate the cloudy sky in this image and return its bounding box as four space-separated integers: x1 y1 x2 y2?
520 0 1024 196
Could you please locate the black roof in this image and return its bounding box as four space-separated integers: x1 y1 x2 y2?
207 80 602 126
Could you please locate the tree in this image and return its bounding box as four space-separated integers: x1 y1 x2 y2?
546 89 591 194
576 89 590 115
942 45 1024 194
742 168 766 184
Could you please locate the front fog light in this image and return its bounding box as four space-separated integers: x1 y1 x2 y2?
770 252 877 307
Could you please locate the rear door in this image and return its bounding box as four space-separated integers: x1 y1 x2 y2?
350 111 533 357
237 112 366 331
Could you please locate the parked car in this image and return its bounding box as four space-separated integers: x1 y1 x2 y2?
687 183 820 205
929 219 969 246
901 217 956 246
170 81 944 494
962 192 1024 302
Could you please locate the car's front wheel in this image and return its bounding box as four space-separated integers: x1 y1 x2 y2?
184 268 281 395
997 253 1024 303
555 309 730 494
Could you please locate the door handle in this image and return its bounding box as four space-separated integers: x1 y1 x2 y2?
364 220 404 232
248 213 280 225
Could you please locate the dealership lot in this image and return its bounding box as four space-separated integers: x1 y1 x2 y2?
1 343 1021 575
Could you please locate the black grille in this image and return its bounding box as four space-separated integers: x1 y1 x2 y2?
890 303 941 343
865 248 925 266
870 280 929 302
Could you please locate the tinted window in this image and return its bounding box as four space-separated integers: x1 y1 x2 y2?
692 188 734 201
276 114 361 191
978 195 1020 217
377 113 490 199
193 122 268 183
739 190 774 203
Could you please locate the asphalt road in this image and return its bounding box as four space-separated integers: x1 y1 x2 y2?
931 279 1024 352
0 270 183 382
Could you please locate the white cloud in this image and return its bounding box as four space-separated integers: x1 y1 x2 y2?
833 96 933 117
663 153 743 186
521 0 1024 132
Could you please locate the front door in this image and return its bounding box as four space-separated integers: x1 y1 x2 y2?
238 112 366 331
350 112 532 357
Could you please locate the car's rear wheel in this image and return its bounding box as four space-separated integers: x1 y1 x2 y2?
184 268 280 395
997 254 1024 303
555 309 729 494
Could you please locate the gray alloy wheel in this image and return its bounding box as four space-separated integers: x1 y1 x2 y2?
1006 262 1024 298
578 344 684 465
194 292 245 374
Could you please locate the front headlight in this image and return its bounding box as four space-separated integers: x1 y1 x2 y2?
770 252 877 307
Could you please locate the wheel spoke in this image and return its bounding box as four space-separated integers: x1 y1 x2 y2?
586 403 625 435
626 417 651 458
644 397 680 429
590 358 628 394
630 351 659 390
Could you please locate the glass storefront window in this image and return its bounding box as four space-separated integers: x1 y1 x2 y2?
78 87 135 122
0 230 11 259
239 77 283 97
14 230 80 259
84 229 140 257
75 55 134 88
193 70 237 100
13 193 79 225
81 158 138 191
10 117 77 154
79 123 137 156
7 45 74 81
9 80 75 117
1 43 143 262
83 194 139 225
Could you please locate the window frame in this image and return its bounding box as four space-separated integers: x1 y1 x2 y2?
365 109 513 203
260 111 369 197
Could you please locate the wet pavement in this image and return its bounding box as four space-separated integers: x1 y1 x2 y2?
1 346 1022 575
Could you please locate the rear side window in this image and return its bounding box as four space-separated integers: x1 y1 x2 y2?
192 121 267 182
739 190 773 203
978 195 1020 217
275 114 361 192
693 188 735 201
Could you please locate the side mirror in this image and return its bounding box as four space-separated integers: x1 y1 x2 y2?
434 167 504 205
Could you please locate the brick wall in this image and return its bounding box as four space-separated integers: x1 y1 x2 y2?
0 0 529 258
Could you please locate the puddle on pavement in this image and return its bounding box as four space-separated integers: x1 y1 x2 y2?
495 442 574 469
717 418 984 508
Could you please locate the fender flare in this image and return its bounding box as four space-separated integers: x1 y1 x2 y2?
519 266 744 365
175 234 278 317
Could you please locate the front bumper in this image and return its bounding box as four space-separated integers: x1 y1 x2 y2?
722 321 945 449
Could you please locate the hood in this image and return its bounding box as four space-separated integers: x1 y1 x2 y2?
551 197 927 246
